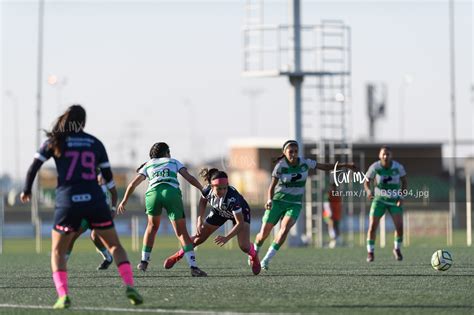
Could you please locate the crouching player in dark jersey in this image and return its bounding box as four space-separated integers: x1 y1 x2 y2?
66 171 116 270
20 105 143 309
163 168 261 275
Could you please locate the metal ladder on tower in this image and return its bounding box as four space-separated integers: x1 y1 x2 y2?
243 0 264 72
304 20 353 248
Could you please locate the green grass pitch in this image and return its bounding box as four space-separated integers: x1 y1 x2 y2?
0 237 472 314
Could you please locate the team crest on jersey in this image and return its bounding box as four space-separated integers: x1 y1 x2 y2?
301 164 308 172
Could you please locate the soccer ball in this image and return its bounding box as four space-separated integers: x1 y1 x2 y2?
431 249 453 271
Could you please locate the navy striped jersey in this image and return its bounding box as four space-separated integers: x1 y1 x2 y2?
202 185 249 219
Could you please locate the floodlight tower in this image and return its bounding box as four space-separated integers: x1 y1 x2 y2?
242 0 352 247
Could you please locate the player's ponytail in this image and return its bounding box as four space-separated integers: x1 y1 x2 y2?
46 105 86 157
136 162 146 173
272 154 286 163
199 168 219 184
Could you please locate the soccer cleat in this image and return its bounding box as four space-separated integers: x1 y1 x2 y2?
97 258 113 270
261 259 269 271
190 266 207 277
126 286 143 305
329 240 337 249
163 251 184 269
366 252 374 262
137 260 149 272
393 248 403 261
249 254 261 275
247 244 258 266
53 295 71 309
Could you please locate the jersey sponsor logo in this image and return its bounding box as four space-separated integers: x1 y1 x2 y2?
71 194 92 202
290 173 303 182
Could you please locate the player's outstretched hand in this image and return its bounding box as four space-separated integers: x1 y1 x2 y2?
117 202 126 215
20 192 31 203
214 235 228 247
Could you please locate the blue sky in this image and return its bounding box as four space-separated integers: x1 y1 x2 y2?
1 0 472 180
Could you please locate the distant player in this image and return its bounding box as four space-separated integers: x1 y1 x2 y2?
20 105 143 309
66 171 116 270
163 168 261 275
117 142 207 277
253 140 356 270
364 145 407 262
323 183 342 248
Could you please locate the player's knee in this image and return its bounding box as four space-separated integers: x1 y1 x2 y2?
147 222 159 232
108 244 124 255
51 248 63 259
239 243 250 253
368 224 377 234
193 236 204 246
280 225 292 237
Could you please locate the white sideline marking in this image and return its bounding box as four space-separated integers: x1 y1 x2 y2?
0 304 283 315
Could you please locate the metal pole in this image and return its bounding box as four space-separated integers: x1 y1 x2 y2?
466 162 472 247
447 0 457 246
380 215 386 248
132 216 140 252
288 0 303 149
35 218 42 254
359 152 365 246
0 195 4 254
406 211 410 246
305 178 313 245
367 84 375 141
287 0 304 247
33 0 45 229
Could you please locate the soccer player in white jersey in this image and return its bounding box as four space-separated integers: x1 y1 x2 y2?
364 145 407 262
253 140 356 270
118 142 207 277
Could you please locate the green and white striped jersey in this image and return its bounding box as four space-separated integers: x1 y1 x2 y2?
272 157 317 204
138 158 185 192
366 160 406 200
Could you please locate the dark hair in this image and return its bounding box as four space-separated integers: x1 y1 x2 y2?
199 168 219 184
46 104 86 157
136 142 170 172
273 140 299 163
149 142 170 159
211 171 228 182
380 145 392 152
